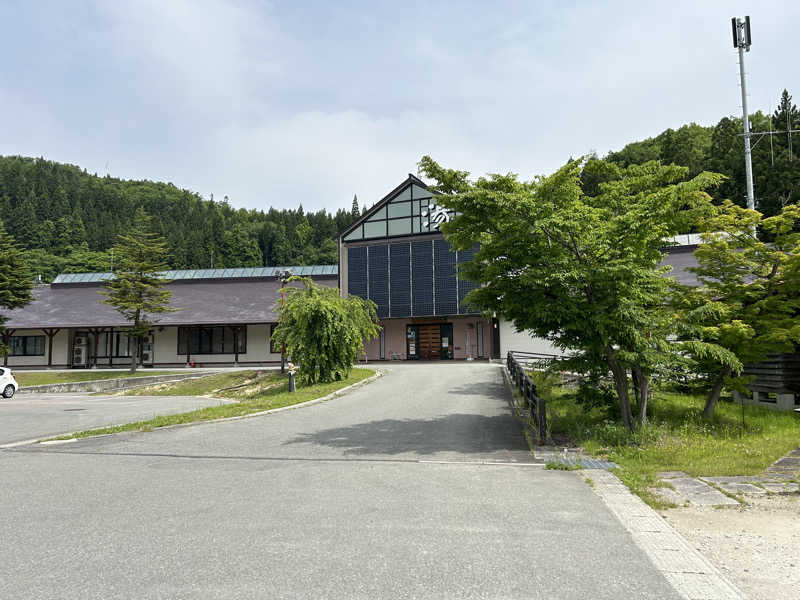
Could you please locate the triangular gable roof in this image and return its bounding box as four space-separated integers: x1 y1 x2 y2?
338 173 431 239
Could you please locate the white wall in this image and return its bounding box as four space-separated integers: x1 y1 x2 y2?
6 329 70 367
153 324 280 365
499 319 561 358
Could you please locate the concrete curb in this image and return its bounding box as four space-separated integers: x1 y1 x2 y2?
7 369 384 448
582 469 744 600
17 372 221 394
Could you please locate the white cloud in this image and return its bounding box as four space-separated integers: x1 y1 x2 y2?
0 0 798 213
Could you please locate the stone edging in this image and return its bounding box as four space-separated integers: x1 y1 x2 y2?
18 372 221 394
582 469 744 600
20 369 384 447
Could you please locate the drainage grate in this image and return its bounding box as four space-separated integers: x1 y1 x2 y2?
62 408 86 412
534 450 617 470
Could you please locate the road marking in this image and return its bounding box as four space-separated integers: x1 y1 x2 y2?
38 438 78 446
417 459 544 466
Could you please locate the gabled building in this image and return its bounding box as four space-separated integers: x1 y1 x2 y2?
2 266 337 369
338 174 559 361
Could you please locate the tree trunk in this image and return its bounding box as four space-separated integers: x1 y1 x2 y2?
130 334 139 374
605 346 634 431
703 367 731 420
633 366 650 426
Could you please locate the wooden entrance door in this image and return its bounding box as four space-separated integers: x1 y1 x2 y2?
417 324 441 360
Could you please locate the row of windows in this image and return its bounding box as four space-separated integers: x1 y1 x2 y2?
10 335 45 356
344 183 452 242
8 327 285 358
177 326 247 355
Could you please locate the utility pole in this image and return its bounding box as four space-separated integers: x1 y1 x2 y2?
732 16 755 211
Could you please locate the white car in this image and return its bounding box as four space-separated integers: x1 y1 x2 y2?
0 367 18 399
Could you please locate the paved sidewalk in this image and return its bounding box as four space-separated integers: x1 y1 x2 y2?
650 447 800 506
585 470 744 600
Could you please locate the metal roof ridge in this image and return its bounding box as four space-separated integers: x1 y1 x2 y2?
52 264 338 283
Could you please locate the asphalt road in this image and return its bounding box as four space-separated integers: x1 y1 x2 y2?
0 363 681 599
0 392 234 445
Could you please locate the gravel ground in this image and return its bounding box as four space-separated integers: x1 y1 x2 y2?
661 494 800 600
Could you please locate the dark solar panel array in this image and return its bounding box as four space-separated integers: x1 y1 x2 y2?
434 239 457 315
389 243 411 318
411 241 435 316
347 247 368 299
368 245 390 318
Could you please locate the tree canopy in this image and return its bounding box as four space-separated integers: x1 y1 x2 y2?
270 277 380 385
419 155 722 430
673 201 800 418
0 219 33 358
102 208 174 372
606 88 800 219
0 155 358 281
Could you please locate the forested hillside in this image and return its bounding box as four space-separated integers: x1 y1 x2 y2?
605 89 800 218
0 156 361 281
2 89 797 282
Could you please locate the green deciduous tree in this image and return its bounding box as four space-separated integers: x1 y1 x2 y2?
419 155 721 430
270 277 380 385
0 219 34 357
674 201 800 419
102 208 174 373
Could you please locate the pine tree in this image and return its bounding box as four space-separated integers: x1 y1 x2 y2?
0 219 34 358
773 89 799 156
102 208 174 373
351 194 360 220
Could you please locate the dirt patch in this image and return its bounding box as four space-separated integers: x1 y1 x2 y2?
660 494 800 600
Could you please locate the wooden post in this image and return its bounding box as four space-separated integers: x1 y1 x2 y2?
2 329 15 367
108 327 114 367
233 326 240 367
42 328 61 367
87 327 103 369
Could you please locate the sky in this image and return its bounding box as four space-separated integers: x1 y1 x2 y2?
1 0 798 214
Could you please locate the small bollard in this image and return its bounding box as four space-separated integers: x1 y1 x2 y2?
288 362 296 392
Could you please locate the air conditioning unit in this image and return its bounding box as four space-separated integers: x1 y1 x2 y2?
141 351 152 363
73 347 86 365
74 337 86 346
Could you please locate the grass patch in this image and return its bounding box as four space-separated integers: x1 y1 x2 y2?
121 370 268 396
544 461 583 471
546 387 800 504
15 370 180 387
48 368 376 440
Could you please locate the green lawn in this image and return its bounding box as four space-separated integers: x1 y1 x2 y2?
50 368 376 440
15 370 180 387
542 385 800 507
121 370 269 396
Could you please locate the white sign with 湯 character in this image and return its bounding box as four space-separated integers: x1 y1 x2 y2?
421 202 452 230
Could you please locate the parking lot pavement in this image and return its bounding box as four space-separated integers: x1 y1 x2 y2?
0 363 683 599
0 393 234 446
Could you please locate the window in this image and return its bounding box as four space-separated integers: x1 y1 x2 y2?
10 335 45 356
94 331 131 357
177 326 247 355
476 322 484 358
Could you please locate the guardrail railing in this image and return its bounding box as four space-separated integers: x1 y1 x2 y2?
506 351 548 444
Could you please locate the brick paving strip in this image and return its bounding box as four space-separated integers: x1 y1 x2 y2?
583 469 745 600
649 447 800 506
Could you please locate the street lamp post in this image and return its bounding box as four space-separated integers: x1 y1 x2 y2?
279 269 292 373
